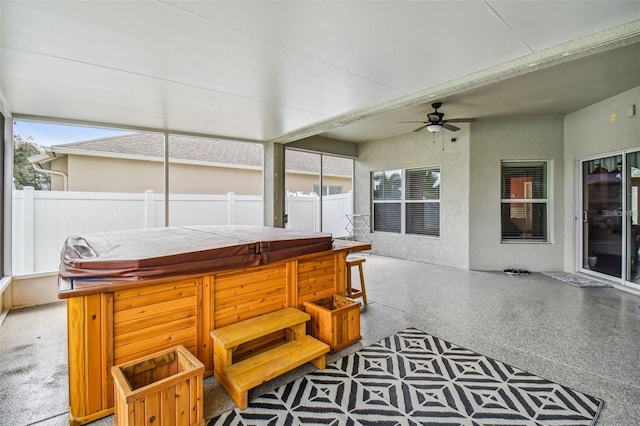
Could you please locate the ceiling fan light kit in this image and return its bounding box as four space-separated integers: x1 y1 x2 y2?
426 123 443 133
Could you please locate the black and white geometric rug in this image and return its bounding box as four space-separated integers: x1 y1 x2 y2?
209 328 603 425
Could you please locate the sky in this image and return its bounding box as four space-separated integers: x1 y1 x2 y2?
12 120 130 147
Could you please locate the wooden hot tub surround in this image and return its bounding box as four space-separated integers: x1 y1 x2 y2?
58 226 369 425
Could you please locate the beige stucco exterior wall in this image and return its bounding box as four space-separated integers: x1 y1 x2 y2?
469 117 564 271
64 156 262 194
52 154 351 196
563 86 640 272
68 155 255 194
355 127 471 269
49 156 68 190
170 162 262 195
285 173 352 195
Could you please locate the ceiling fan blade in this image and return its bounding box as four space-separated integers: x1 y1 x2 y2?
398 121 427 123
444 118 477 123
412 125 427 133
443 123 460 132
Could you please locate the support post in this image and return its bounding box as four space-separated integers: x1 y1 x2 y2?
263 141 285 227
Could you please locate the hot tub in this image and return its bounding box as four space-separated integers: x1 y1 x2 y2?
58 225 369 425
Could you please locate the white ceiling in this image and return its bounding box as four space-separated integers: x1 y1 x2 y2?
1 1 640 145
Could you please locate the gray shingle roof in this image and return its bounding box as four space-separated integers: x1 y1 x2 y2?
53 133 352 176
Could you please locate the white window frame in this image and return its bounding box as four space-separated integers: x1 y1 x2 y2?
500 159 551 243
372 166 441 237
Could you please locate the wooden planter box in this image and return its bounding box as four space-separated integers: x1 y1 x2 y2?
111 345 204 426
303 294 361 352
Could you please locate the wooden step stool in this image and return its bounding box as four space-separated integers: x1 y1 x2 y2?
346 257 367 304
210 308 329 409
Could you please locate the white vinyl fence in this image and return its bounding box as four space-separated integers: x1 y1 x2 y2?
285 191 353 238
12 188 352 275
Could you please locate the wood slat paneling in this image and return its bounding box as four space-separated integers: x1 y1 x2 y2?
115 327 196 365
114 317 197 348
85 294 104 414
114 309 195 336
114 296 197 325
114 280 197 308
113 281 200 366
214 265 285 290
214 300 287 328
66 247 360 425
214 280 285 310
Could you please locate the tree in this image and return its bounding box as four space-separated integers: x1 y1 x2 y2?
13 135 51 190
372 170 401 200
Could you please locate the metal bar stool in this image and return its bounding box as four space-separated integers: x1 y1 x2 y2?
346 257 367 304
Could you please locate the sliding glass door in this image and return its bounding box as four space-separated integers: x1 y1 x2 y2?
582 155 623 278
580 151 640 289
625 152 640 286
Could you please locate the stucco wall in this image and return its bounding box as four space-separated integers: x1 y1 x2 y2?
355 127 470 269
50 156 68 191
61 154 350 195
563 86 640 272
285 173 352 195
469 117 565 271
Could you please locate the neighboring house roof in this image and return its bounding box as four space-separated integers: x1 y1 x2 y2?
31 133 352 177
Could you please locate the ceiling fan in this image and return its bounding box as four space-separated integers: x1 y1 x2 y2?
400 102 476 133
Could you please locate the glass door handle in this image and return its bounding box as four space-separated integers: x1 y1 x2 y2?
583 211 587 223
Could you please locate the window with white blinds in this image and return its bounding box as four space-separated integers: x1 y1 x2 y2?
500 161 548 242
372 169 401 233
372 167 440 236
406 168 440 236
